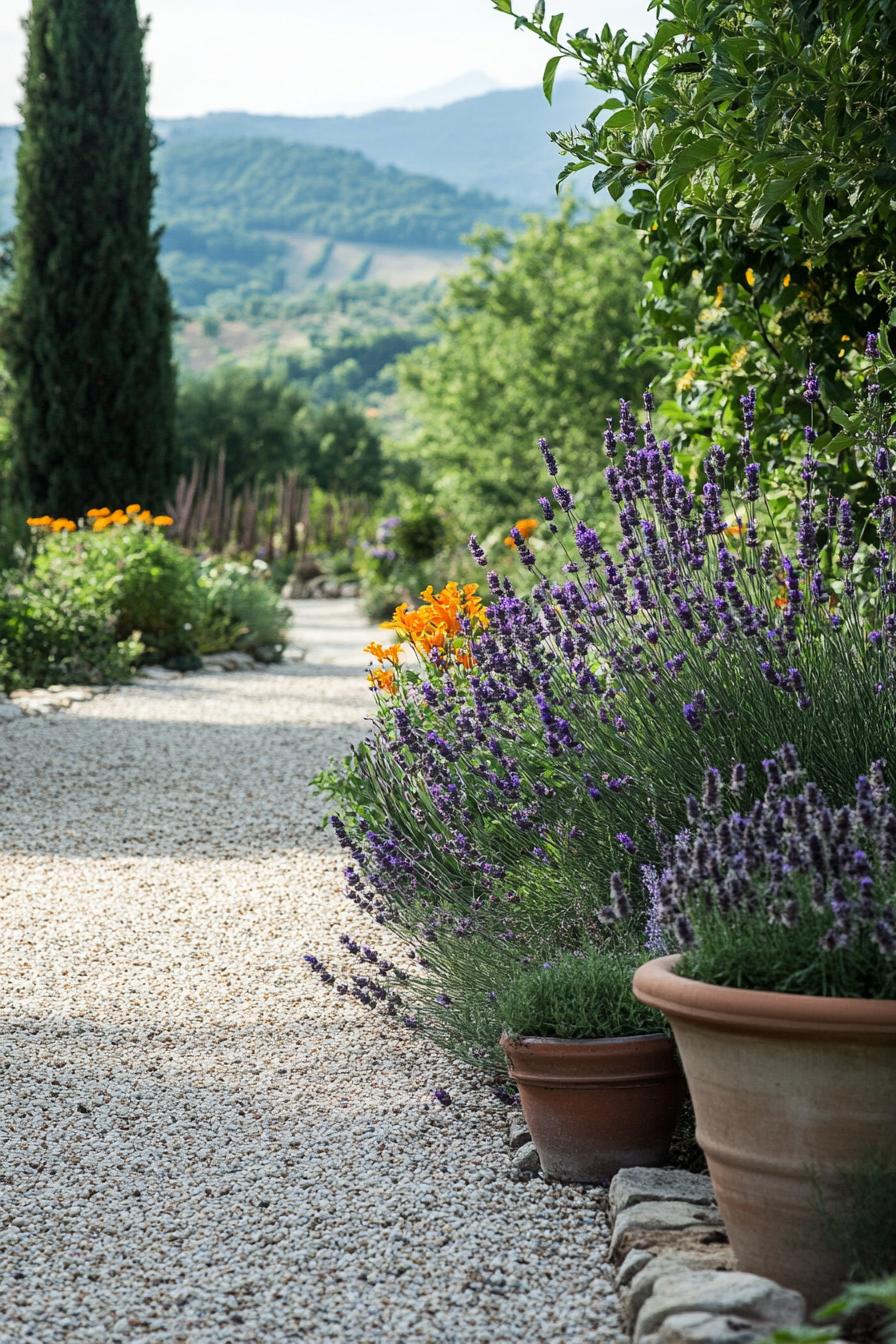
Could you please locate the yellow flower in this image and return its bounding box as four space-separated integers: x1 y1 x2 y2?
782 273 791 288
840 334 851 343
126 503 142 514
676 368 696 393
714 285 725 308
745 267 756 288
731 345 749 371
153 514 174 527
51 518 77 532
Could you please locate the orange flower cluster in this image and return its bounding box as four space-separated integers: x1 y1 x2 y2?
365 582 490 693
88 505 173 532
26 515 76 532
26 506 174 533
503 517 539 548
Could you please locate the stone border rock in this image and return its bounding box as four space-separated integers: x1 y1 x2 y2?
505 1117 808 1344
607 1167 806 1344
0 647 298 722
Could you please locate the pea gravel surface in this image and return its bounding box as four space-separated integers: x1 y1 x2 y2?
0 601 623 1344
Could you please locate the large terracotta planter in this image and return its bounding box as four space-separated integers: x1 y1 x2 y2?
500 1031 682 1183
633 955 896 1307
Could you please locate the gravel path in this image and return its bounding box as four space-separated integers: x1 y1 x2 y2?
0 600 622 1344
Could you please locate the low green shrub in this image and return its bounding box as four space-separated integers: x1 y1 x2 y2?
196 558 290 657
498 948 664 1042
0 509 291 689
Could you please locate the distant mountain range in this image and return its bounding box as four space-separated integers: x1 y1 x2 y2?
154 81 597 207
391 71 504 111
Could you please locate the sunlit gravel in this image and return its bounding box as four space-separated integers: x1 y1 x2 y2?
0 601 623 1343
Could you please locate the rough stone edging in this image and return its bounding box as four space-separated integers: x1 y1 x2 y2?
507 1116 809 1344
0 647 302 723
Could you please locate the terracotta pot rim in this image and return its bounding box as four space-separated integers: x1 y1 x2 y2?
634 954 896 1037
499 1030 670 1049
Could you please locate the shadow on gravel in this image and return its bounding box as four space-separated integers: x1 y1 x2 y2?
0 715 364 857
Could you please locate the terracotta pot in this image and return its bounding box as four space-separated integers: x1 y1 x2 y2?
633 955 896 1307
500 1031 682 1183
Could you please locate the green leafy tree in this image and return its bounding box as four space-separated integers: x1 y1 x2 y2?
308 402 383 498
1 0 176 514
494 0 896 463
398 204 652 532
176 368 309 488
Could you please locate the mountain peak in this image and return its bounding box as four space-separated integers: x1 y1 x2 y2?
390 71 504 112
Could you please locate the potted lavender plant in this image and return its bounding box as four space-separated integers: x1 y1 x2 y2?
499 946 681 1182
633 748 896 1308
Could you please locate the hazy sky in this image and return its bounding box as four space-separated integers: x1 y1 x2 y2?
1 1 652 123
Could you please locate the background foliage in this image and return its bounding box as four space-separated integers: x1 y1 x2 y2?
398 204 653 532
495 0 896 467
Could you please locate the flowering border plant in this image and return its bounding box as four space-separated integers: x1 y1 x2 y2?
316 337 896 1066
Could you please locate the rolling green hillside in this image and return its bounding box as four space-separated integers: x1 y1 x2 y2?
0 125 516 309
156 137 516 248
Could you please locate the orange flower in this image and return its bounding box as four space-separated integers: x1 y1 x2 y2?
51 518 77 532
153 515 174 527
26 515 53 527
364 641 402 666
110 509 129 525
724 520 745 537
504 517 539 547
93 517 114 532
367 667 397 695
137 509 154 524
126 503 142 514
455 649 476 670
86 507 110 519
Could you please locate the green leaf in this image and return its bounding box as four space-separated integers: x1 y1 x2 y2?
543 55 562 103
549 11 564 41
750 176 795 229
664 137 723 181
490 0 513 12
533 0 545 24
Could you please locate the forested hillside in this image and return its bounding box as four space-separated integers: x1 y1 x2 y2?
155 137 516 247
0 124 517 310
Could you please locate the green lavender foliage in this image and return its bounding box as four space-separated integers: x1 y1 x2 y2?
1 0 176 515
498 949 664 1041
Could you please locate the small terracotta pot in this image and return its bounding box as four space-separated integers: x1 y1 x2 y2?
633 955 896 1307
500 1031 682 1183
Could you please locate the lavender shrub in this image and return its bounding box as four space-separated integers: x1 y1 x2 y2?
642 745 896 998
316 340 896 1065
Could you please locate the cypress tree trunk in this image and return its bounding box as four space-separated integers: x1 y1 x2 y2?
2 0 176 515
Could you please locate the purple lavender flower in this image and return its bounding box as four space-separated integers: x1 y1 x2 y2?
468 534 487 566
538 437 558 476
803 363 820 405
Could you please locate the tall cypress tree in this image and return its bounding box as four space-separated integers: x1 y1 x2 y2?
2 0 176 515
